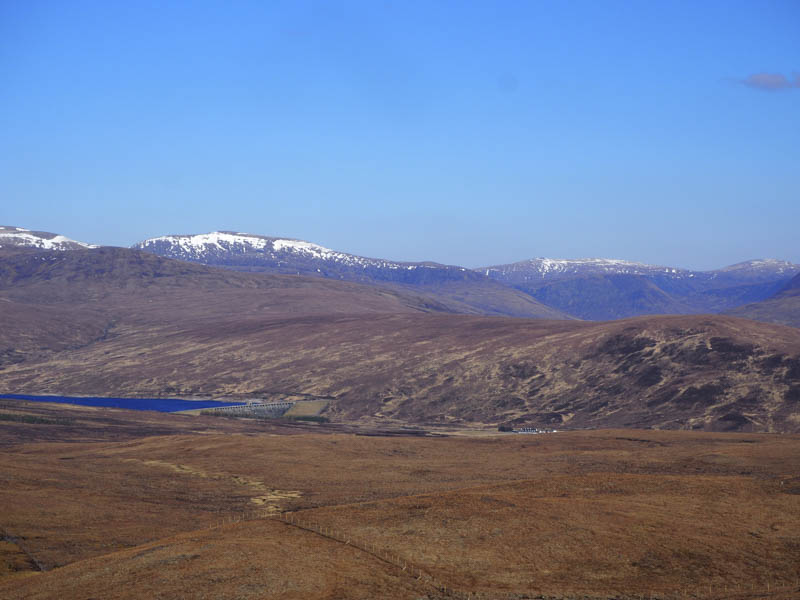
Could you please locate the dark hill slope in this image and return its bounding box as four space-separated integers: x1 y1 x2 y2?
725 272 800 328
0 247 451 367
782 272 800 292
524 274 695 320
0 247 450 315
3 309 799 432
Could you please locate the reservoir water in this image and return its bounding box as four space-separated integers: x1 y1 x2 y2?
0 394 244 413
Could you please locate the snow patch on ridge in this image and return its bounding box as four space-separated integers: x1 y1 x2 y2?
134 231 434 271
0 227 96 250
532 257 653 275
481 255 800 284
719 259 798 274
485 257 677 280
143 232 270 252
272 239 334 257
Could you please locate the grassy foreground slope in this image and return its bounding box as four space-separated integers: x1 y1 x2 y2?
0 402 799 599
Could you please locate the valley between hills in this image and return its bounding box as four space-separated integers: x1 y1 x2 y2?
1 227 799 599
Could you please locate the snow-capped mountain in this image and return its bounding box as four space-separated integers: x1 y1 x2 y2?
4 224 797 322
478 256 800 321
132 231 569 319
0 226 96 251
481 256 800 287
132 231 507 287
714 259 800 279
481 257 694 283
133 231 447 276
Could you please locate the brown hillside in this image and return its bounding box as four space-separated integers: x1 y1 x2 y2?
0 405 798 599
0 247 450 316
0 247 451 367
2 248 799 432
2 312 799 432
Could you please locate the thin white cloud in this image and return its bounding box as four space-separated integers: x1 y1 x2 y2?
741 72 800 91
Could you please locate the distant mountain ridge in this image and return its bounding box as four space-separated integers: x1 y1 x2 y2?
3 225 798 323
482 257 691 280
134 231 468 279
725 272 800 328
0 225 96 252
132 231 569 320
718 258 800 276
480 256 800 320
481 256 799 283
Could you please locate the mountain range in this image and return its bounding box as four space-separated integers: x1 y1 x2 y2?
134 230 800 323
131 231 567 319
3 225 798 325
482 256 798 319
1 225 799 432
0 228 800 431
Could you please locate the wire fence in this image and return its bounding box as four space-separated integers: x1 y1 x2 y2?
204 510 800 600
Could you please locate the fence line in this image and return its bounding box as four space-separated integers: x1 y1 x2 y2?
272 511 469 599
0 527 48 572
204 510 800 600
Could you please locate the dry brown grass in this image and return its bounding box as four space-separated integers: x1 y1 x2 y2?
1 519 438 600
4 312 799 433
1 404 799 598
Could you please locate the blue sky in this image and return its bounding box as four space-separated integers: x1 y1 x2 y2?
1 0 798 269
